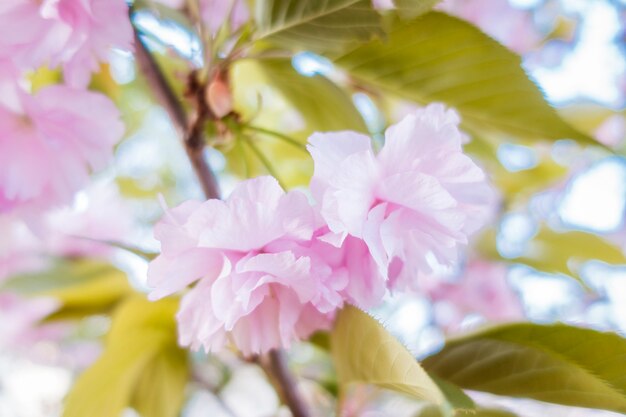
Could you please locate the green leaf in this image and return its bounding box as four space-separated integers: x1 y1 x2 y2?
431 376 475 411
393 0 441 18
255 0 384 53
230 58 367 187
3 260 133 320
63 297 188 417
331 306 446 406
333 12 595 145
422 323 626 414
131 347 189 417
478 226 626 280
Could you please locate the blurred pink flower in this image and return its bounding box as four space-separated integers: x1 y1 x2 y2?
308 104 494 296
429 261 524 332
56 0 134 87
437 0 541 54
0 0 132 86
0 0 72 70
0 183 134 285
371 0 395 10
0 86 124 215
594 115 625 148
148 177 346 355
0 215 45 282
0 292 64 351
44 182 134 258
200 0 249 36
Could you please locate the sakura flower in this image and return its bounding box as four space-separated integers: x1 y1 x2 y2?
0 292 64 352
44 182 134 258
307 104 494 296
0 0 71 71
0 215 45 282
56 0 134 87
148 177 346 355
429 261 524 332
0 0 132 86
0 86 124 215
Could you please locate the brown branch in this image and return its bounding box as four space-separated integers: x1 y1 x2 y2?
132 26 220 199
258 350 312 417
132 13 310 417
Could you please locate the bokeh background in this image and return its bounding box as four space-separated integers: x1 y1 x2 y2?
1 0 625 416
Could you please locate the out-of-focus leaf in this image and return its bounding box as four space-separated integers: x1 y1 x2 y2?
478 227 626 280
2 260 133 321
464 137 568 207
230 58 366 187
431 377 474 411
393 0 441 18
331 306 447 406
423 323 626 414
334 12 595 145
255 0 383 53
131 346 188 417
133 0 194 31
45 266 133 321
89 64 120 100
29 66 62 92
492 159 567 205
3 259 125 295
63 297 188 417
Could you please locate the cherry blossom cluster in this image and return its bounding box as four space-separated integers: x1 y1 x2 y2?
148 104 496 355
0 0 131 216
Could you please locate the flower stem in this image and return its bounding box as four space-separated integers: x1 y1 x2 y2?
131 21 220 199
243 125 307 151
260 349 312 417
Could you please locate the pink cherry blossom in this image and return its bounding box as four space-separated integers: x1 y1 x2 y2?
0 215 45 283
595 115 625 148
429 260 524 332
0 85 124 215
0 292 64 351
44 182 134 258
200 0 249 36
307 104 495 296
56 0 134 87
0 0 71 71
0 0 132 86
148 177 346 355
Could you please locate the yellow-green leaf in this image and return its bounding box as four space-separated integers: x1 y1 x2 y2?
423 323 626 414
63 297 188 417
331 306 446 405
478 227 626 280
255 0 384 53
393 0 441 18
45 267 133 320
333 12 595 145
131 347 189 417
3 260 134 320
230 58 366 187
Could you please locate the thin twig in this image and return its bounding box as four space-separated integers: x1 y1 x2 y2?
132 21 220 199
258 350 312 417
